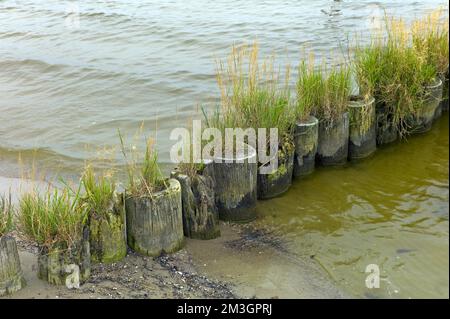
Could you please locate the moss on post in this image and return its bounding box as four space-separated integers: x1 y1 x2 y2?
37 228 91 286
348 97 377 160
0 236 26 296
257 148 294 199
89 196 127 264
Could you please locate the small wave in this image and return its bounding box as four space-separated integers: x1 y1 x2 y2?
79 12 134 28
0 59 66 73
0 145 81 162
0 31 28 39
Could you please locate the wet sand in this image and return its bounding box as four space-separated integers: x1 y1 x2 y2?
5 239 235 299
187 223 348 299
1 176 347 299
1 224 347 299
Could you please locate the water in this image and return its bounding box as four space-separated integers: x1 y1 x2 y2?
0 0 447 168
0 0 448 298
255 114 449 298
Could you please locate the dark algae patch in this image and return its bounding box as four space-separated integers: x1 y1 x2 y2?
224 224 288 254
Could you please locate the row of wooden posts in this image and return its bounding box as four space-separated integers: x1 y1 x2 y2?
0 78 448 296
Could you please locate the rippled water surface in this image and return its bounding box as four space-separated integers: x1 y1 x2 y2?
256 114 449 298
0 0 448 298
0 0 447 166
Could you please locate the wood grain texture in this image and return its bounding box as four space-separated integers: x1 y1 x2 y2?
171 165 220 240
37 228 91 286
125 179 184 256
89 196 127 264
0 236 25 296
317 112 349 166
294 116 318 177
212 145 257 222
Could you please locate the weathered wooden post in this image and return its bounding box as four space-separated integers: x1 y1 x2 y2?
348 96 377 160
212 143 257 222
409 78 443 133
171 160 220 240
317 112 350 166
257 146 294 199
37 227 91 286
293 116 319 177
0 235 26 296
125 179 184 256
88 194 127 264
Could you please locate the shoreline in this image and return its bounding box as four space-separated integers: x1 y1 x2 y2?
0 175 348 299
1 224 349 299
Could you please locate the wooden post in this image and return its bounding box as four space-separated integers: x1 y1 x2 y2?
317 112 349 166
125 179 184 256
212 143 257 222
376 104 398 145
348 97 377 160
410 78 443 133
257 149 294 199
293 116 318 177
171 162 220 240
0 236 26 296
89 195 127 263
37 228 91 286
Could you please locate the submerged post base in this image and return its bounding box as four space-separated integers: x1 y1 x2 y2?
294 116 319 178
316 112 349 166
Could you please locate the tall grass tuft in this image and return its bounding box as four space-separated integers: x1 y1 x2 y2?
296 54 351 127
176 138 208 178
212 42 294 151
118 130 166 197
80 165 116 218
412 7 449 78
296 54 322 121
353 13 440 138
352 36 383 101
18 187 87 249
0 193 14 236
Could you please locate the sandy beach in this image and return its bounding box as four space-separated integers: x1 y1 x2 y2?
0 176 347 299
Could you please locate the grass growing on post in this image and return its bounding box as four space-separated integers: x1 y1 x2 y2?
350 39 381 135
176 140 207 178
383 15 437 137
80 165 116 219
352 37 383 101
118 130 166 197
296 56 351 128
296 56 323 121
178 162 205 178
204 104 242 142
0 194 14 236
412 7 449 79
213 42 294 156
353 13 440 138
18 187 87 250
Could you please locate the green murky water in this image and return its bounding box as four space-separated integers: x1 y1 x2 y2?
255 113 449 298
